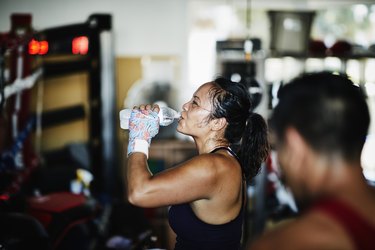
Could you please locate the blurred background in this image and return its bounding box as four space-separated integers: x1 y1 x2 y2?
0 0 374 249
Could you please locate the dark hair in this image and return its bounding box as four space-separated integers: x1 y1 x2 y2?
269 71 370 162
209 77 269 180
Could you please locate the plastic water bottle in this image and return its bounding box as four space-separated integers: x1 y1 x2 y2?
119 106 181 130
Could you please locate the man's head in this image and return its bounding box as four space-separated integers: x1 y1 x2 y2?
270 71 369 163
269 72 370 204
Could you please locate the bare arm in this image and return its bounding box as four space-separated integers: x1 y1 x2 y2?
126 152 222 208
126 152 153 204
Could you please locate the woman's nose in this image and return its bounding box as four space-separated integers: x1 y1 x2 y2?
182 102 189 111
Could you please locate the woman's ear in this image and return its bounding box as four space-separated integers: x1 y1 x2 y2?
211 117 227 131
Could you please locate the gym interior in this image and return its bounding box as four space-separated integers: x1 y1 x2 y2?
0 0 374 249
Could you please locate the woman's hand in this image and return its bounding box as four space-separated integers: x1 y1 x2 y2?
127 104 160 158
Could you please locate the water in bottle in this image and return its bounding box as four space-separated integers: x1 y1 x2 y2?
119 106 181 130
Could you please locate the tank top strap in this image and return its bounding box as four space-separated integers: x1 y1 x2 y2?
311 198 375 250
210 146 239 160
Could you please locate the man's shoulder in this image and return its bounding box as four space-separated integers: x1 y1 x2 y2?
247 210 354 250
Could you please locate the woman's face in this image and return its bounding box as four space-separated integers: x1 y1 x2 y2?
177 82 214 137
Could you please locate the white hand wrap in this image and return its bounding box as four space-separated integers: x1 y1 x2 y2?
129 139 150 158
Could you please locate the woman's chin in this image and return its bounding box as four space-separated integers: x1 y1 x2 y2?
176 124 187 136
176 125 183 133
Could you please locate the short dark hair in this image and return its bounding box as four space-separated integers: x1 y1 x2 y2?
270 71 370 162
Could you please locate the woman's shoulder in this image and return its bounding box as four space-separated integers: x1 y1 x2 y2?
183 150 240 178
191 150 236 166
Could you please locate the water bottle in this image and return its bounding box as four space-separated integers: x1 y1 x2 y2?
119 106 181 130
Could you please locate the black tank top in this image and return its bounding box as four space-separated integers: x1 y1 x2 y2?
168 147 245 250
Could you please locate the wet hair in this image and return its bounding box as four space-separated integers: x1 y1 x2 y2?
269 71 370 162
208 77 270 181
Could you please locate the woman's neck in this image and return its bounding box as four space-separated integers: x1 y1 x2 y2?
195 137 229 154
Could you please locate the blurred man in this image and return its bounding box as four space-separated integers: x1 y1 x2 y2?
248 72 375 250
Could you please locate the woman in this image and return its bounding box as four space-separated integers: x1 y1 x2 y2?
126 77 269 249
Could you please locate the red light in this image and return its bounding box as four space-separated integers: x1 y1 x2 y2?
28 39 40 55
39 40 48 55
0 194 9 201
28 39 48 55
72 36 89 55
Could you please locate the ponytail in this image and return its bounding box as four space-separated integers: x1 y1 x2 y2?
209 77 270 181
238 112 270 181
